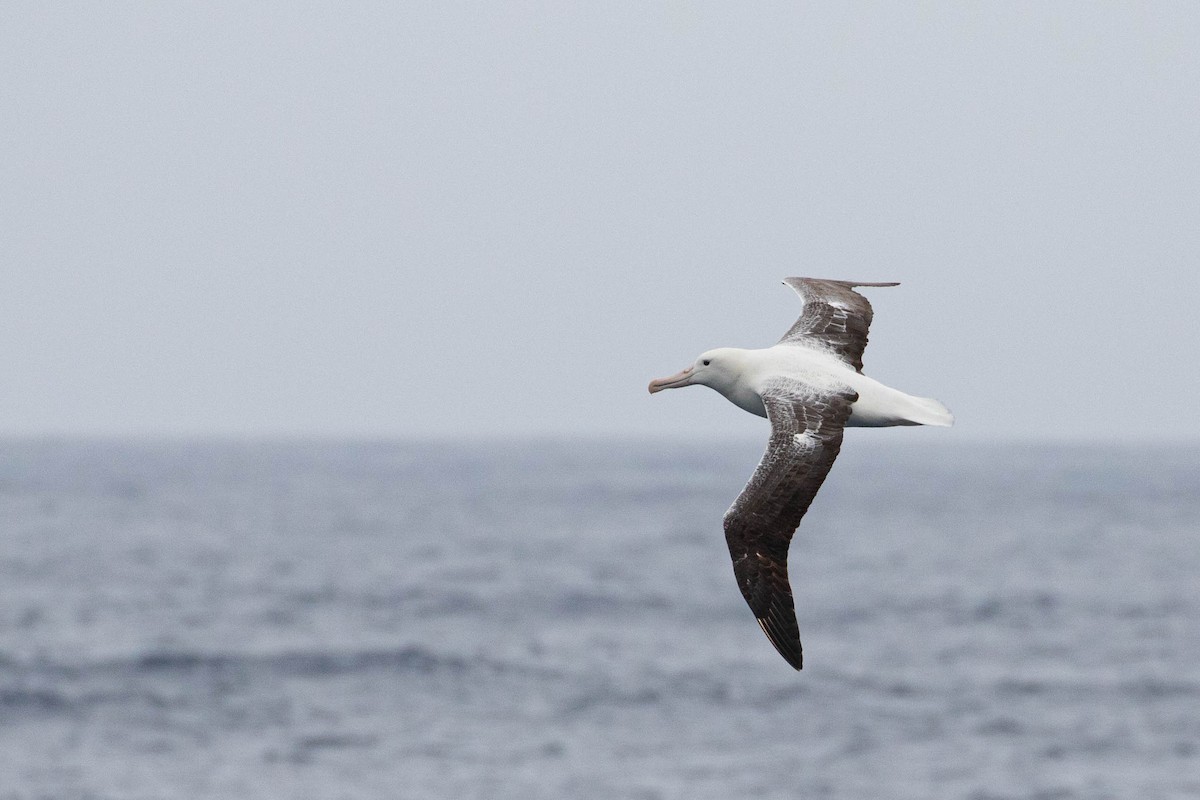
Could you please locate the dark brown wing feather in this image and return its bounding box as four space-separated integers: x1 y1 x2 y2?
777 278 899 372
723 379 856 669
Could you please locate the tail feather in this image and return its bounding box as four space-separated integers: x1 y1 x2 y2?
907 396 954 427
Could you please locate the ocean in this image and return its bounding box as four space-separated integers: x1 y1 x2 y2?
0 439 1196 799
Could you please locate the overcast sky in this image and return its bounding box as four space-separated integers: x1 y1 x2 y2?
3 3 1198 441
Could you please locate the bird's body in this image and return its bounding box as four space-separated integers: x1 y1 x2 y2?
649 278 952 670
684 344 953 428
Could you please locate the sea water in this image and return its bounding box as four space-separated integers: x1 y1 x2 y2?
0 439 1196 799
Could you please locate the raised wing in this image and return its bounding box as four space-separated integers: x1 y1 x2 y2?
723 378 856 669
777 278 899 372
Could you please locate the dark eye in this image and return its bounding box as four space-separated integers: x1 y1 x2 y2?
702 359 711 366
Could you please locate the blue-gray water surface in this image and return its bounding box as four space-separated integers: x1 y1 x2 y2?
0 439 1197 799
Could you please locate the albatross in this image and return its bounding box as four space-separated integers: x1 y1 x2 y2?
648 278 952 670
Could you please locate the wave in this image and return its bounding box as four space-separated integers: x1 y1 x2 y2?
0 643 553 722
128 644 472 678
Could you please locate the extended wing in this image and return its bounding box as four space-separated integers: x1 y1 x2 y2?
777 278 898 373
723 377 856 669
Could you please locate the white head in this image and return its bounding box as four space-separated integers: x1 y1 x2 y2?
647 348 746 395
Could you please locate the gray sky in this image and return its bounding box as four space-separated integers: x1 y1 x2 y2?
3 3 1198 441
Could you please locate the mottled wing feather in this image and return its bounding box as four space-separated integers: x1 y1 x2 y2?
723 379 856 670
777 278 899 372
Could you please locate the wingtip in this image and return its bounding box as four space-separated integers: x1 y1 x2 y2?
781 277 900 289
757 616 804 670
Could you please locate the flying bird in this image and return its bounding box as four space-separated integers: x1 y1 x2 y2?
648 278 952 669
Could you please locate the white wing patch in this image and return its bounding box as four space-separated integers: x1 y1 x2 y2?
792 430 820 448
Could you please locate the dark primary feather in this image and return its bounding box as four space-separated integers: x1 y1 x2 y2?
722 378 856 669
777 278 898 373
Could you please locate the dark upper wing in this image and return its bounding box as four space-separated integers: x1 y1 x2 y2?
722 378 856 670
777 278 899 373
